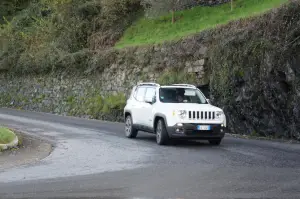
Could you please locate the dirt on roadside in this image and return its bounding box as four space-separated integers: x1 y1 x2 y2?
0 131 53 170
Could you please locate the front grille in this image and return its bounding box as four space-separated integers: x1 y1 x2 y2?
188 111 215 120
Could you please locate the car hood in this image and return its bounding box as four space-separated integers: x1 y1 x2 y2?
159 103 223 112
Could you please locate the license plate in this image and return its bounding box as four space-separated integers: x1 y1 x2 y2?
197 125 211 131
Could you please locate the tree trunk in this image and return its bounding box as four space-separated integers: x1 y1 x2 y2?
231 0 233 11
171 9 175 24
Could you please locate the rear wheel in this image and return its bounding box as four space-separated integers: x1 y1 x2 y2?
156 119 169 145
125 115 138 138
209 139 222 145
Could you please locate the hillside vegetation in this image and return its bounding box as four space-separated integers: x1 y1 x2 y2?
1 0 300 140
0 0 141 74
0 0 288 74
116 0 288 48
207 1 300 140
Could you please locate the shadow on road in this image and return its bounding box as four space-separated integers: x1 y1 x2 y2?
135 133 216 148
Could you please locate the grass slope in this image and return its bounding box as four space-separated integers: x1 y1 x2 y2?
116 0 288 48
0 127 16 144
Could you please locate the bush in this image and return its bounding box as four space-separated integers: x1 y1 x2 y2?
141 0 195 19
157 70 197 85
88 0 142 49
0 0 31 23
82 92 126 122
100 0 141 27
0 127 16 144
0 0 142 75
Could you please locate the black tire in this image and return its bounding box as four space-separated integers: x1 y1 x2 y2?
125 115 138 138
156 119 169 145
209 139 222 146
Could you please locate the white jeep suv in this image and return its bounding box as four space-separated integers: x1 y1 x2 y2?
124 83 227 145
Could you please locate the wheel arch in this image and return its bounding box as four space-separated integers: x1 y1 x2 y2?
153 113 168 131
124 111 132 121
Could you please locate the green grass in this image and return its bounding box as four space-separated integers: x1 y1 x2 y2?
116 0 288 48
0 127 16 144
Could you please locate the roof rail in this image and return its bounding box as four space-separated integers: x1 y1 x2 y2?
138 82 160 87
171 84 196 88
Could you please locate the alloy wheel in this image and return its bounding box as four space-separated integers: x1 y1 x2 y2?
156 121 162 143
125 117 132 137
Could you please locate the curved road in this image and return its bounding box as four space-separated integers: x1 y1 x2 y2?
0 108 300 199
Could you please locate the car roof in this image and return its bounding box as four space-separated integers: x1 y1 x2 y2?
160 86 197 89
137 83 196 89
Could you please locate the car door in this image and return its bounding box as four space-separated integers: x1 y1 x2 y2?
132 86 147 125
142 87 156 129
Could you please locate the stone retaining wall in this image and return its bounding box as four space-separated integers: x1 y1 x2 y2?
0 40 209 120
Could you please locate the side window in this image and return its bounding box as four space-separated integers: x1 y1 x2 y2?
135 87 146 102
145 88 156 102
129 86 137 99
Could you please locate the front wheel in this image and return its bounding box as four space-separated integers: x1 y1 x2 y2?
156 119 169 145
209 139 222 146
125 115 138 138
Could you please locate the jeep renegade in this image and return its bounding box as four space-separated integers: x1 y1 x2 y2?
124 83 227 145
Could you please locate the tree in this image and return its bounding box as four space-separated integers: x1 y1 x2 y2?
141 0 193 24
231 0 234 11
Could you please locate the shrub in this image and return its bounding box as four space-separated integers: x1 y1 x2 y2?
0 127 16 144
157 70 197 85
88 0 142 49
141 0 195 21
0 0 142 75
0 0 31 23
82 92 126 122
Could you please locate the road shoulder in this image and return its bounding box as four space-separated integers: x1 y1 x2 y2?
0 130 53 171
227 133 300 144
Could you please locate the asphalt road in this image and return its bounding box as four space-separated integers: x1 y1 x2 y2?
0 108 300 199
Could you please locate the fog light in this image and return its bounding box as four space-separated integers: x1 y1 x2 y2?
176 128 184 134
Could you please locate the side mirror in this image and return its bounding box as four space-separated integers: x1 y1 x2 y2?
145 96 156 104
145 98 153 104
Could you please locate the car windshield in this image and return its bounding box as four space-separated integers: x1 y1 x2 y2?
159 87 207 104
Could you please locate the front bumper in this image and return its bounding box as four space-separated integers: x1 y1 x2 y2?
166 123 225 140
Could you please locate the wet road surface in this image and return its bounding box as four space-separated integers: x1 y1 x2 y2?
0 108 300 199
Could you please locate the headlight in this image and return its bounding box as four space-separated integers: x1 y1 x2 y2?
177 110 187 119
216 111 223 119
